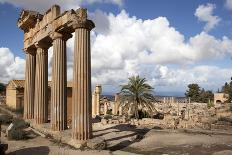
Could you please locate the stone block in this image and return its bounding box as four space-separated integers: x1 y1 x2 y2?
101 119 108 125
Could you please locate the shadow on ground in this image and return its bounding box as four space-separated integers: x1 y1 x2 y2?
94 124 153 151
7 146 49 155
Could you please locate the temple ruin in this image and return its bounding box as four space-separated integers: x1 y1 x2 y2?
17 5 95 141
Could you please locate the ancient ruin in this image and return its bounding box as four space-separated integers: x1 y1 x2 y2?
17 5 95 141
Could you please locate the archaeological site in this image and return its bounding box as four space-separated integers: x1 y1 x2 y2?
0 1 232 155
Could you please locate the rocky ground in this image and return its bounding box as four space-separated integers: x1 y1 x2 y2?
1 102 232 155
2 123 232 155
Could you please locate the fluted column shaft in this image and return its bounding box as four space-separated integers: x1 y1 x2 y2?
34 46 48 124
51 32 67 131
24 50 36 119
92 93 96 117
96 93 100 115
72 28 92 141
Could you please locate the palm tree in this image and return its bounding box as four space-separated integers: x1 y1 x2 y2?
119 75 156 119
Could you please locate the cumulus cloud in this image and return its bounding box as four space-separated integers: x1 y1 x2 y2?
0 47 25 83
52 10 232 93
2 9 232 94
194 3 221 32
225 0 232 10
0 0 123 12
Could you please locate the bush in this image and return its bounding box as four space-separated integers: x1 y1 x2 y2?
0 114 13 124
138 110 150 119
7 119 29 140
104 115 112 120
12 118 29 129
8 128 26 140
207 102 214 109
106 109 112 115
15 107 24 114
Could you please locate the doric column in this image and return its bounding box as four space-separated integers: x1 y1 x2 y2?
92 92 96 117
113 94 119 115
72 12 95 141
95 85 101 115
50 32 71 131
34 43 49 124
24 49 36 119
104 102 108 115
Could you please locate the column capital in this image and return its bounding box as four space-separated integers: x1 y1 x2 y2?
72 20 95 31
50 32 72 41
35 42 50 50
23 48 36 55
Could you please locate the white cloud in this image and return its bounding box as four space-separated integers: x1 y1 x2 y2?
2 9 232 94
87 10 232 92
0 47 25 83
225 0 232 10
150 65 232 89
0 0 123 12
194 3 221 32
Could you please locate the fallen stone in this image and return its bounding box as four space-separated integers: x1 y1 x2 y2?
101 119 108 125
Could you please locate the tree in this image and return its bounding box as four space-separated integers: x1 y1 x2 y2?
119 75 156 119
221 79 232 102
185 84 201 102
199 89 214 103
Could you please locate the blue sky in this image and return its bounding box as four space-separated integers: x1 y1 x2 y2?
1 0 232 96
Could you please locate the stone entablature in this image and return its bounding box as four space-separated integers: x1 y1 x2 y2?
18 5 94 50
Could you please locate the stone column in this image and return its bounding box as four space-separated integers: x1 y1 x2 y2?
119 106 122 116
95 85 101 115
50 32 70 131
72 18 95 141
24 49 36 119
104 102 108 115
92 92 96 117
113 94 120 115
34 43 49 124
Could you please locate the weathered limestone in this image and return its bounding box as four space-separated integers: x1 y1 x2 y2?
113 94 120 115
24 49 36 119
104 102 107 115
34 43 49 124
18 5 95 142
72 13 95 141
50 32 70 131
92 85 102 117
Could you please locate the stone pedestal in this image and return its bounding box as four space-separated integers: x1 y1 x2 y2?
24 50 36 119
50 32 69 131
34 44 48 124
72 21 94 141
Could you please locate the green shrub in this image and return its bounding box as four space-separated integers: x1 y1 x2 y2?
8 129 26 140
106 109 112 115
0 114 13 124
15 107 24 114
207 102 214 109
104 115 112 120
130 110 150 119
12 118 29 129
